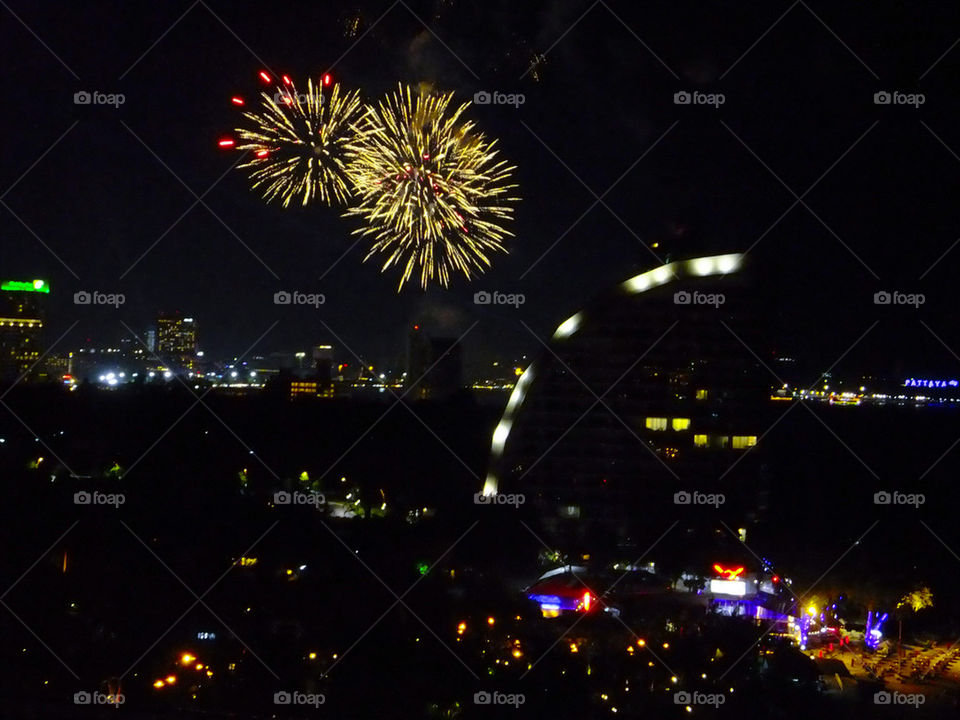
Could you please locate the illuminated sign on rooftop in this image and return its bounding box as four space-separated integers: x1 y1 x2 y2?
904 378 959 388
1 279 49 293
709 579 747 596
713 564 745 580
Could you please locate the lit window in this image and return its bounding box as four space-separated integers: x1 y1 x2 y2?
732 436 757 449
645 417 667 431
694 434 708 447
696 389 708 400
671 418 691 431
715 436 729 449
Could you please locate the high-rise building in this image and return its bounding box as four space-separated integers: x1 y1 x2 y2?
313 344 333 384
0 279 48 382
276 345 337 400
406 325 462 399
156 313 198 370
481 254 772 541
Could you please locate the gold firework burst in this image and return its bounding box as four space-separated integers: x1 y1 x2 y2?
230 73 364 207
344 84 518 290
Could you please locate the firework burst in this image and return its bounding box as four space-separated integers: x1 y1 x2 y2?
344 84 518 290
224 72 364 207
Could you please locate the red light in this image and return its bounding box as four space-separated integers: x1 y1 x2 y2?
772 575 780 583
256 150 269 157
218 138 235 147
282 75 292 85
259 71 271 83
231 96 244 106
283 96 293 105
413 325 420 330
582 591 592 612
322 73 332 86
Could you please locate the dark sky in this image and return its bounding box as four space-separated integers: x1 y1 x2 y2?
2 1 960 378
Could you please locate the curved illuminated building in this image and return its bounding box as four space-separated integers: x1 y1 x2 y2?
483 253 772 541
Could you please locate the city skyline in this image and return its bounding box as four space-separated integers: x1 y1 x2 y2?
3 2 960 372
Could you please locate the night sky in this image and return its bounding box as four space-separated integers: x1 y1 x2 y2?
3 1 960 377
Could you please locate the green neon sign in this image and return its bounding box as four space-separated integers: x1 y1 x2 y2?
1 280 49 293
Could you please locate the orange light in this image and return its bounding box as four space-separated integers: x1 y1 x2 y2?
487 616 495 626
180 653 196 665
582 591 592 611
637 639 646 647
195 663 204 670
165 675 176 685
259 71 271 83
153 680 164 689
457 622 467 635
218 139 235 147
713 564 745 580
231 97 244 105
